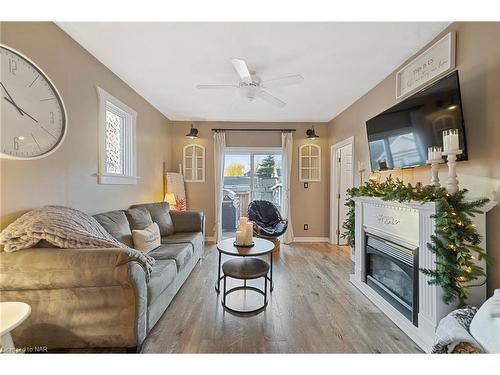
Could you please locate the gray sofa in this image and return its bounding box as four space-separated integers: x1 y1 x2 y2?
0 202 204 351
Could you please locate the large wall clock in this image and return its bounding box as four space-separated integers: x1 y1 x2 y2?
0 45 67 160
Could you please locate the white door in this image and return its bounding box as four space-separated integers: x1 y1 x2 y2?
336 144 353 244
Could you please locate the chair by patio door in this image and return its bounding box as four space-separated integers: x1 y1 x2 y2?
222 148 283 238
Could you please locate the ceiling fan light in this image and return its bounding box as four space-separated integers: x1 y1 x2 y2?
306 127 319 139
186 124 199 139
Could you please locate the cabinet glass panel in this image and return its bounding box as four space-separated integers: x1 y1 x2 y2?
299 144 321 182
183 144 205 182
310 146 319 156
311 169 319 180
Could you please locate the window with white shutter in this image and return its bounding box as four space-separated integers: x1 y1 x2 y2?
97 87 137 185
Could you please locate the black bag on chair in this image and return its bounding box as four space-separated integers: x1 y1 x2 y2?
247 200 288 238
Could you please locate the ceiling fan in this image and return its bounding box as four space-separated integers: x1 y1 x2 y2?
195 58 304 108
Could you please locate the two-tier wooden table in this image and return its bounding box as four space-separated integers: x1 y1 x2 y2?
215 237 275 294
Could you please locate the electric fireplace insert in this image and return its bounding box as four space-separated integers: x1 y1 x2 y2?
364 233 419 326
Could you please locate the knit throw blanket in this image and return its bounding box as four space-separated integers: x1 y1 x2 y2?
0 205 155 277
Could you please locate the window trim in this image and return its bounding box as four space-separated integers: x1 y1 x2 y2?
183 144 205 183
96 86 138 185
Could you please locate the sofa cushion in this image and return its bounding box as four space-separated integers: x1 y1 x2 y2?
147 259 177 305
131 202 174 236
132 223 161 253
148 243 193 270
161 232 203 255
170 211 204 233
93 210 133 248
126 207 153 231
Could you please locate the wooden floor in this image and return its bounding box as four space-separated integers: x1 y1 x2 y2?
141 242 422 353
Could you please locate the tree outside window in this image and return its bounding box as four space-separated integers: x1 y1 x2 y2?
255 155 277 178
224 162 246 176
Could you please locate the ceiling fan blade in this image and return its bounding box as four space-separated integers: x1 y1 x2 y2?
231 58 252 84
196 84 238 90
258 90 286 108
261 74 304 88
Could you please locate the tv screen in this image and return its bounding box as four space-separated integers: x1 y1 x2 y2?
366 71 468 172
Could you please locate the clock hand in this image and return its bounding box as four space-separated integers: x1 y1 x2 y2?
3 97 38 123
4 96 55 138
31 133 42 152
0 82 24 116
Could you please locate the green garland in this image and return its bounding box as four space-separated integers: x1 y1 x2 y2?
342 176 490 306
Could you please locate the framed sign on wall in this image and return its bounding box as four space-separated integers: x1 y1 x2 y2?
396 32 456 100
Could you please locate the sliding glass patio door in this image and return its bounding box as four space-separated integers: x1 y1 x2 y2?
221 148 283 237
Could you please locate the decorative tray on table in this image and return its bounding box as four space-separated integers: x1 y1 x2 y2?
233 241 255 248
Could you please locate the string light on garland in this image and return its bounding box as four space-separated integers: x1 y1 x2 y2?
342 175 490 306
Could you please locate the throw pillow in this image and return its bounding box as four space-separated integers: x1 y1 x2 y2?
93 210 133 248
131 202 174 236
126 207 153 231
132 222 161 253
470 289 500 353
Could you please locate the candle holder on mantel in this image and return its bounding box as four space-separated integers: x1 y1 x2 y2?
357 161 367 185
426 158 445 187
427 146 444 187
443 149 462 193
442 129 462 193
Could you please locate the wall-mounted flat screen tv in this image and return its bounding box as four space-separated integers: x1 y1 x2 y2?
366 71 468 172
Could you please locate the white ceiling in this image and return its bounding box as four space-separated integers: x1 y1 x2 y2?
57 22 449 122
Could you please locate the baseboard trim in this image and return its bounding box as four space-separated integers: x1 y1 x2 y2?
293 237 330 243
206 236 329 243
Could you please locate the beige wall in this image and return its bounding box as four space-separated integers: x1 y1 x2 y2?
169 122 329 238
328 22 500 294
2 21 498 293
0 22 171 228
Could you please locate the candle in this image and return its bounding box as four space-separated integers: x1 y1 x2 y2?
239 216 248 229
436 147 442 159
235 230 244 245
449 130 459 150
245 222 254 245
428 146 442 161
443 129 459 152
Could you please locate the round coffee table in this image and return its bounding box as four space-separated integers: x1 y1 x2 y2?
215 237 275 294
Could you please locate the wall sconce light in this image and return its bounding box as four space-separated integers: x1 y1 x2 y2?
186 124 199 139
306 126 319 140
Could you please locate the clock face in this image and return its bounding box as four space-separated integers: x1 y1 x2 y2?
1 45 67 159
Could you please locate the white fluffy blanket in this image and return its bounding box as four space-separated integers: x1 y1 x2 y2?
431 306 482 353
0 205 154 277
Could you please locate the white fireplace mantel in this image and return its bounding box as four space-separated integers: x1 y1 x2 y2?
349 196 496 352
